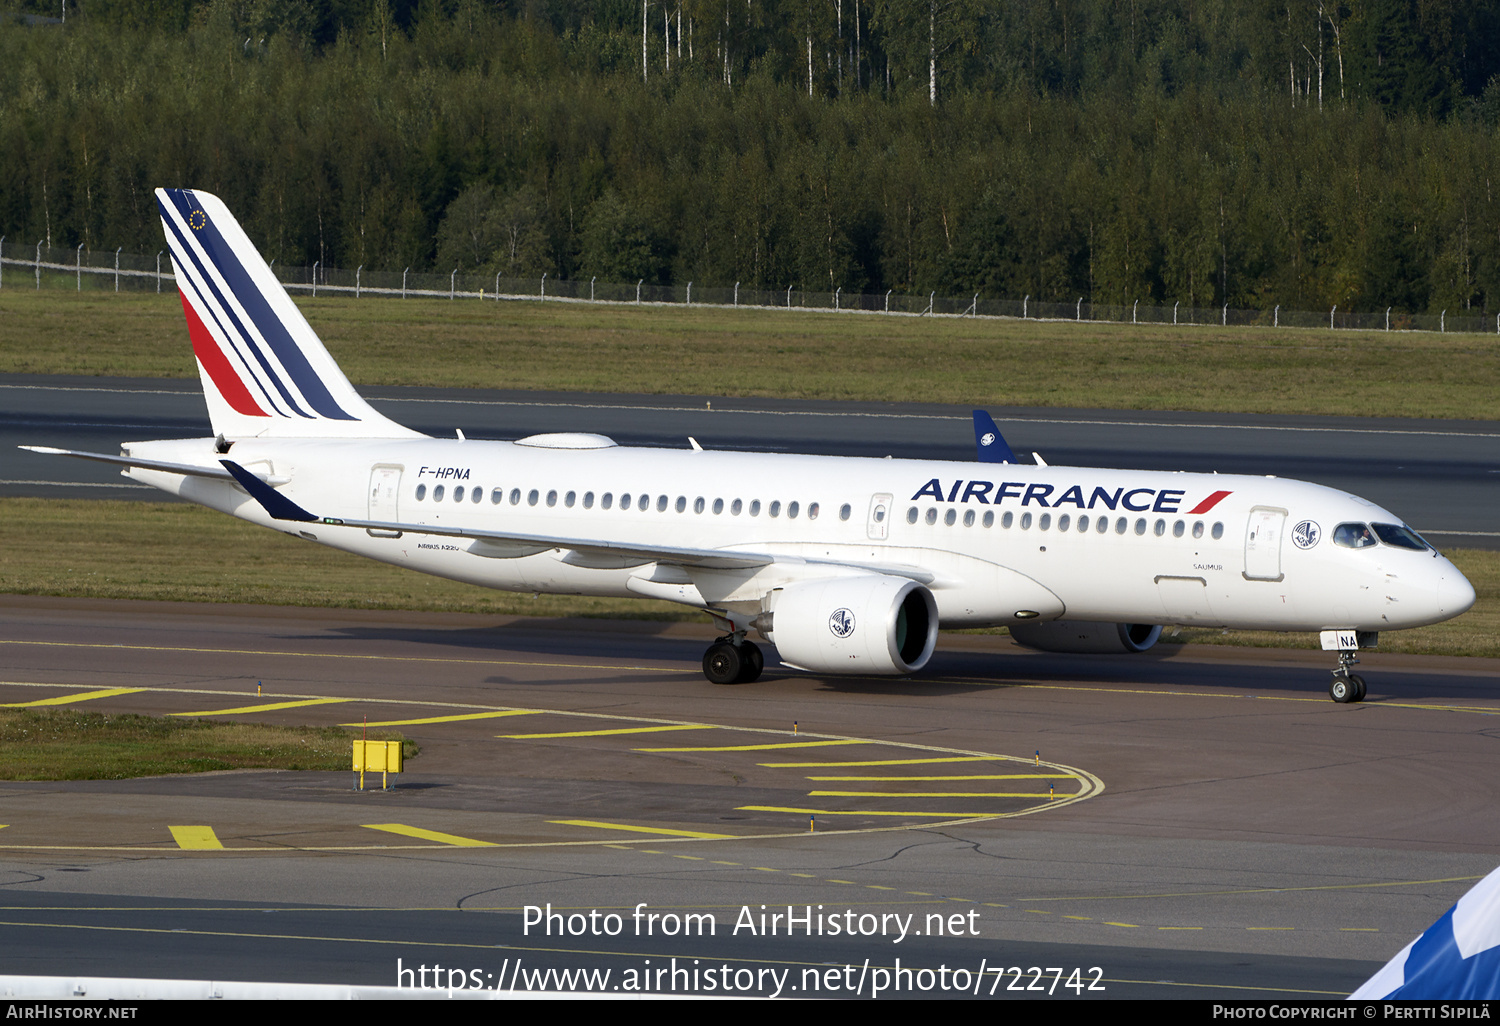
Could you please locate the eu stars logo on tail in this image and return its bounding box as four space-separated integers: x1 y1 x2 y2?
156 188 420 441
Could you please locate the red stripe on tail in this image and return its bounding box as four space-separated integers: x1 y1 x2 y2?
179 289 268 417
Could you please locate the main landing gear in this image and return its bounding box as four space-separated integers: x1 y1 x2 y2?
703 636 764 685
1329 649 1366 704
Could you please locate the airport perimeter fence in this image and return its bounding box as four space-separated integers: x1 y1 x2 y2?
4 237 1498 336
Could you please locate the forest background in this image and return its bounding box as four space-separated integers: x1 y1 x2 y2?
3 0 1499 317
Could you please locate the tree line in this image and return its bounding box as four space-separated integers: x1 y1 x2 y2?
2 0 1498 314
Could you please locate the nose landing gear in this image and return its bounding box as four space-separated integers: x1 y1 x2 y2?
1329 649 1366 703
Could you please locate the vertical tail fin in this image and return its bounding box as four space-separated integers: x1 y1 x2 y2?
157 188 422 439
972 410 1018 464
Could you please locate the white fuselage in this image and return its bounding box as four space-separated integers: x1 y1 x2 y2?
121 434 1474 635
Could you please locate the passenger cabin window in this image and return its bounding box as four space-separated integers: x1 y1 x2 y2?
788 501 800 519
416 484 427 501
510 488 521 505
491 488 502 505
840 504 852 521
528 489 539 506
565 491 576 507
731 499 743 515
769 501 781 518
471 486 481 503
712 498 723 515
982 511 994 528
434 485 445 502
750 500 761 516
1211 522 1224 540
620 493 631 510
907 507 919 524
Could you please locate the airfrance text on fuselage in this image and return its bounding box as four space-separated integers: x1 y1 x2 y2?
912 480 1232 515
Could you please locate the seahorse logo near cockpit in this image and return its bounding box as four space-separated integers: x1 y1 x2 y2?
1292 520 1321 549
829 608 856 639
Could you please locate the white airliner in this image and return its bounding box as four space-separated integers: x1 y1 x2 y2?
25 189 1477 701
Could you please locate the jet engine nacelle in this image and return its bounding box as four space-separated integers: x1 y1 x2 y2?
764 576 939 675
1009 620 1162 654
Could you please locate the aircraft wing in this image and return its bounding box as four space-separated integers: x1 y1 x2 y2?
220 460 936 583
20 446 237 481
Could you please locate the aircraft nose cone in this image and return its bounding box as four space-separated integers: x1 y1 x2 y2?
1438 573 1477 618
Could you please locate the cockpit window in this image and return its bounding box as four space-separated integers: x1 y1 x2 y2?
1371 523 1429 551
1333 523 1377 549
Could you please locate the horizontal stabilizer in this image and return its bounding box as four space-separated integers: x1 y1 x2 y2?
20 445 234 481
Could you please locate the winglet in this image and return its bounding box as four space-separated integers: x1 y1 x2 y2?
972 410 1018 464
220 460 318 522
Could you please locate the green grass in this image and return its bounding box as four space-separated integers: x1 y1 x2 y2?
4 290 1499 418
0 705 416 781
1 498 1494 657
0 497 696 619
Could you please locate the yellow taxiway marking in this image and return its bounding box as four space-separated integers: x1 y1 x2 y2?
548 820 735 840
505 724 712 740
639 740 866 753
810 790 1074 799
168 826 224 850
760 757 1005 768
807 774 1080 782
1017 874 1488 904
343 711 543 727
0 639 693 675
738 806 1002 818
1 688 145 708
171 698 348 717
361 824 496 847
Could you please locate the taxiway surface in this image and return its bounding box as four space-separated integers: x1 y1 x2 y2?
3 598 1498 998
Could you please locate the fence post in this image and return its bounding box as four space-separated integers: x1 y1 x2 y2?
1023 294 1029 319
786 285 791 308
36 241 42 290
834 286 839 311
1222 303 1227 326
1441 310 1446 333
926 292 934 316
540 272 546 302
1132 300 1137 324
687 281 692 305
591 276 596 302
156 251 163 292
884 289 891 313
1076 297 1082 321
356 265 362 298
451 269 456 300
1173 301 1179 325
495 272 501 300
313 261 320 297
734 281 739 306
638 279 644 304
1330 305 1336 330
1274 304 1279 327
0 236 4 290
76 243 83 290
1387 307 1391 331
402 268 409 299
971 292 978 317
114 247 121 292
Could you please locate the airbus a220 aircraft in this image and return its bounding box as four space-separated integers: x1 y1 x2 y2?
25 190 1477 702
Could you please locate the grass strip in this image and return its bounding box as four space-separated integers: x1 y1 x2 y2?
0 705 416 781
3 291 1498 419
1 498 1495 658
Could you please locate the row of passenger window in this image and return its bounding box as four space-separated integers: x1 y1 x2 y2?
414 482 826 521
907 505 1226 540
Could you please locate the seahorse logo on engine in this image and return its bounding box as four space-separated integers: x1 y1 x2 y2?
829 608 856 639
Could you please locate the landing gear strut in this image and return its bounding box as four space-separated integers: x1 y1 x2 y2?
703 636 764 685
1329 649 1366 704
